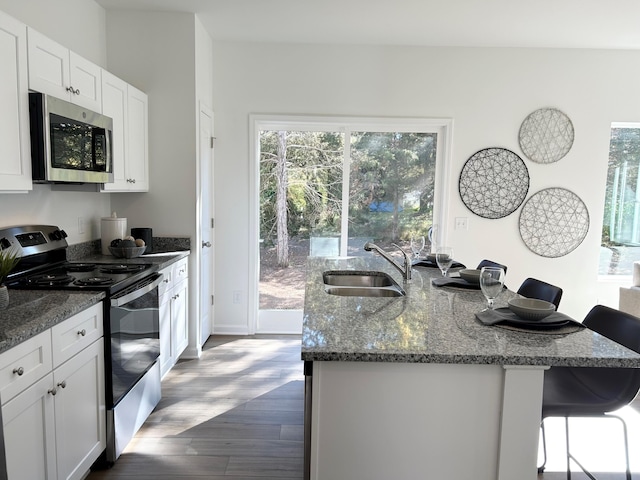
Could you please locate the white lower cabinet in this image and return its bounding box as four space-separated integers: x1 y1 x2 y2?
171 278 189 361
1 303 105 480
2 373 56 479
159 286 173 378
159 259 189 379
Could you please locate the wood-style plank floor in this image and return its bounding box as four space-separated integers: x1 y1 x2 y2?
88 335 304 480
87 334 640 479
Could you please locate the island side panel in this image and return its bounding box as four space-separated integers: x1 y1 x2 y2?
497 365 547 480
310 361 504 480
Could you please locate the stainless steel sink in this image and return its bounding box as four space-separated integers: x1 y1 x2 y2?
322 270 405 297
324 286 404 297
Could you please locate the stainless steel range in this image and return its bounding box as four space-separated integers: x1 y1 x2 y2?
2 224 162 465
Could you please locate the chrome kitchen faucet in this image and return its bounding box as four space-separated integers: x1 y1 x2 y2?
363 242 412 281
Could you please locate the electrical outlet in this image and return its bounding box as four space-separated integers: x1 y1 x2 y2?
233 290 242 304
78 217 86 234
455 217 468 230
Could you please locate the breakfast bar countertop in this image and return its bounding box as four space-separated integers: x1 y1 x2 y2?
301 256 640 368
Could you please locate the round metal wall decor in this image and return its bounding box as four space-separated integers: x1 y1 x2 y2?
519 108 574 164
458 147 530 219
519 187 589 258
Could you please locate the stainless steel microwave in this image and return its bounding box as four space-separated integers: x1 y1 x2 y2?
29 92 114 184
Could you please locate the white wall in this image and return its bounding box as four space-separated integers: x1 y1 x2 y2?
0 1 110 244
212 42 640 331
0 0 106 65
106 10 212 357
106 11 197 238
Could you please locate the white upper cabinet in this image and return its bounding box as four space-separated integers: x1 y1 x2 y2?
126 85 149 191
27 27 102 112
101 73 149 192
101 71 128 190
0 11 32 191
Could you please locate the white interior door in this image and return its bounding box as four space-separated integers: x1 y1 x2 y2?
199 104 214 346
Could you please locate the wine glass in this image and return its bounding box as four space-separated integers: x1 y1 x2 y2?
479 266 505 310
410 236 425 259
435 247 454 277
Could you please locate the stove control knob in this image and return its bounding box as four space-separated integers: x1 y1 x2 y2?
0 237 10 250
49 230 67 241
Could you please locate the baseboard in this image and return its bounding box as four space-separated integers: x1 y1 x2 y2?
213 324 250 335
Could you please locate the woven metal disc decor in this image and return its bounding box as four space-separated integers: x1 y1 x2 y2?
458 148 529 219
519 108 574 164
519 187 589 258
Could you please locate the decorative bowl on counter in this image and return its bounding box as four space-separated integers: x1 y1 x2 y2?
507 297 556 321
108 246 147 258
458 268 481 284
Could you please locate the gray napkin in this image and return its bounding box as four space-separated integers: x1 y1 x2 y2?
413 259 466 269
475 307 580 328
431 277 480 290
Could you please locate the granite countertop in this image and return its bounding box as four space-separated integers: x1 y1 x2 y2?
301 256 640 368
74 250 190 271
0 250 190 355
0 290 106 354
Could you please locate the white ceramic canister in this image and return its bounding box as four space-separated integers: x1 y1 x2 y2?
101 213 127 255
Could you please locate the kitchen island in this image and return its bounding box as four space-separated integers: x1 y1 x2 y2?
302 256 640 480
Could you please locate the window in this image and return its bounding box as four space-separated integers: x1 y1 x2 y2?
600 123 640 275
250 115 453 333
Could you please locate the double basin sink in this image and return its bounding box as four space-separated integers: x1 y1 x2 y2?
322 270 405 297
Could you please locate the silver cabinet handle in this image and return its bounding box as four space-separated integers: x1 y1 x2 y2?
202 241 211 248
78 329 86 336
57 380 67 389
13 367 24 376
48 387 57 396
111 273 164 308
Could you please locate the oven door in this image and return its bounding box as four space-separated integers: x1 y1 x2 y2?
109 273 162 406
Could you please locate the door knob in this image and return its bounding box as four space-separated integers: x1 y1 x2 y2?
202 241 212 248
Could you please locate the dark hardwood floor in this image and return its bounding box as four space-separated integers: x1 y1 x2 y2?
88 335 304 480
87 334 640 479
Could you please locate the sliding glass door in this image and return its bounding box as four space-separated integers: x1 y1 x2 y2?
251 117 451 334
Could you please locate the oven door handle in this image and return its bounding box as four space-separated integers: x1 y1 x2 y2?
110 273 164 307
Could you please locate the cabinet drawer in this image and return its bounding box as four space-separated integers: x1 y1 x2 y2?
51 302 103 367
173 258 188 283
0 329 53 405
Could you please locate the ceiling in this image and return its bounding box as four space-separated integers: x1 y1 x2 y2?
94 0 640 50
